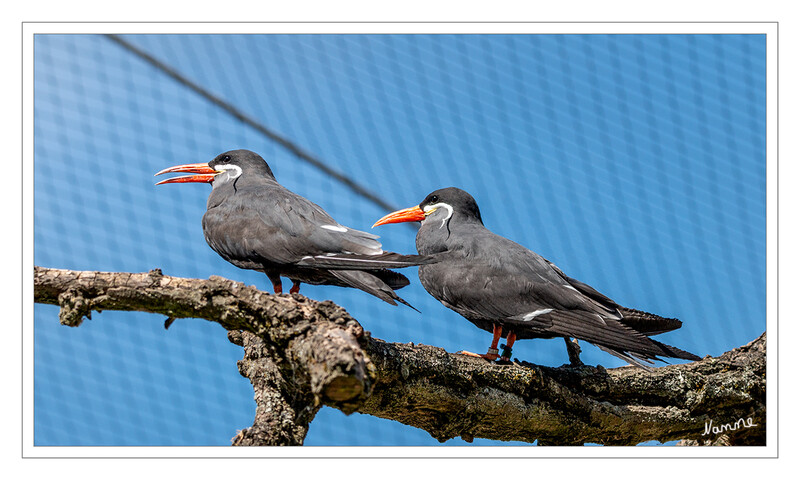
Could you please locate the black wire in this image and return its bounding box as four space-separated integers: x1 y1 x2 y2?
106 34 401 214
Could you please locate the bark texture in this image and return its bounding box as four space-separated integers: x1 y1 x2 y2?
34 266 766 446
34 266 374 445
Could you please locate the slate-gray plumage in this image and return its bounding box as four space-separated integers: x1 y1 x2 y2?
373 187 700 368
156 150 431 308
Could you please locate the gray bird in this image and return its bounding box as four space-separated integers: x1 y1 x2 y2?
155 149 432 308
373 187 700 368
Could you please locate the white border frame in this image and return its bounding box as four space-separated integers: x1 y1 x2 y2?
22 21 778 459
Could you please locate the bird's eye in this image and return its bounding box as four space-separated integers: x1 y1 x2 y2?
430 195 439 204
221 155 231 163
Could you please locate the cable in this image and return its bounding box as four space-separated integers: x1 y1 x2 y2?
106 34 401 214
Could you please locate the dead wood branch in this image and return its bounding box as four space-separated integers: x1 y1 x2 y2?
33 266 765 446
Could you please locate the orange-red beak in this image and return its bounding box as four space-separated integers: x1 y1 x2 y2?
372 205 426 227
154 163 220 185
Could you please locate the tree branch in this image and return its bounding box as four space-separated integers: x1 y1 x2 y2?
33 267 766 446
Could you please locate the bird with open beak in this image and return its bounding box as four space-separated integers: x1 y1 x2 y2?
155 149 434 308
373 187 700 368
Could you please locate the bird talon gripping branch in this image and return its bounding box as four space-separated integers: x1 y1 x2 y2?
499 344 513 362
457 350 499 361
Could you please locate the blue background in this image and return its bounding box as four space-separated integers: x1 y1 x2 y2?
33 34 766 446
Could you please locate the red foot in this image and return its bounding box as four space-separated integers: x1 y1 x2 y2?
272 283 283 294
457 350 500 362
499 332 517 362
289 281 301 294
457 324 505 361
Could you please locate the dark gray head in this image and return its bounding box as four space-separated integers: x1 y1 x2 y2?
418 187 483 227
372 186 484 229
371 187 485 254
209 149 275 186
155 149 275 188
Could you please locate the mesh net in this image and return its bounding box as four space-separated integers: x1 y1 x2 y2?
34 33 766 446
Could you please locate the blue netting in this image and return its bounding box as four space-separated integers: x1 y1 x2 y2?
33 34 766 446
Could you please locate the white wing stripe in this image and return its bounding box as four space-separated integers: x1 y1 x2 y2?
522 308 554 321
310 256 409 263
320 224 348 232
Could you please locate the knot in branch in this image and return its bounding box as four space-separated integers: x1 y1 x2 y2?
57 287 93 327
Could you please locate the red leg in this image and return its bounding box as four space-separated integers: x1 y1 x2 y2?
500 331 517 362
488 323 502 352
458 324 502 361
266 272 283 294
289 280 301 294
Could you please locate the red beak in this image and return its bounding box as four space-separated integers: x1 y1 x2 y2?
372 205 426 227
154 162 220 185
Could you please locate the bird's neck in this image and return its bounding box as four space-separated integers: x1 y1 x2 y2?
416 219 485 255
207 176 281 209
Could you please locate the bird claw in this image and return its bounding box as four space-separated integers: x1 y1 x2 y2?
457 350 500 362
564 337 584 367
500 343 513 360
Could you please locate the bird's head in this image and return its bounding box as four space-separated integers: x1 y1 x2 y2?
372 187 483 228
154 149 275 186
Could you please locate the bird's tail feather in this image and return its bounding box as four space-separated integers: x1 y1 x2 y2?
619 307 683 335
549 310 666 358
370 269 411 290
297 252 437 270
595 345 655 371
330 269 419 312
549 310 700 366
596 340 699 370
650 339 702 361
